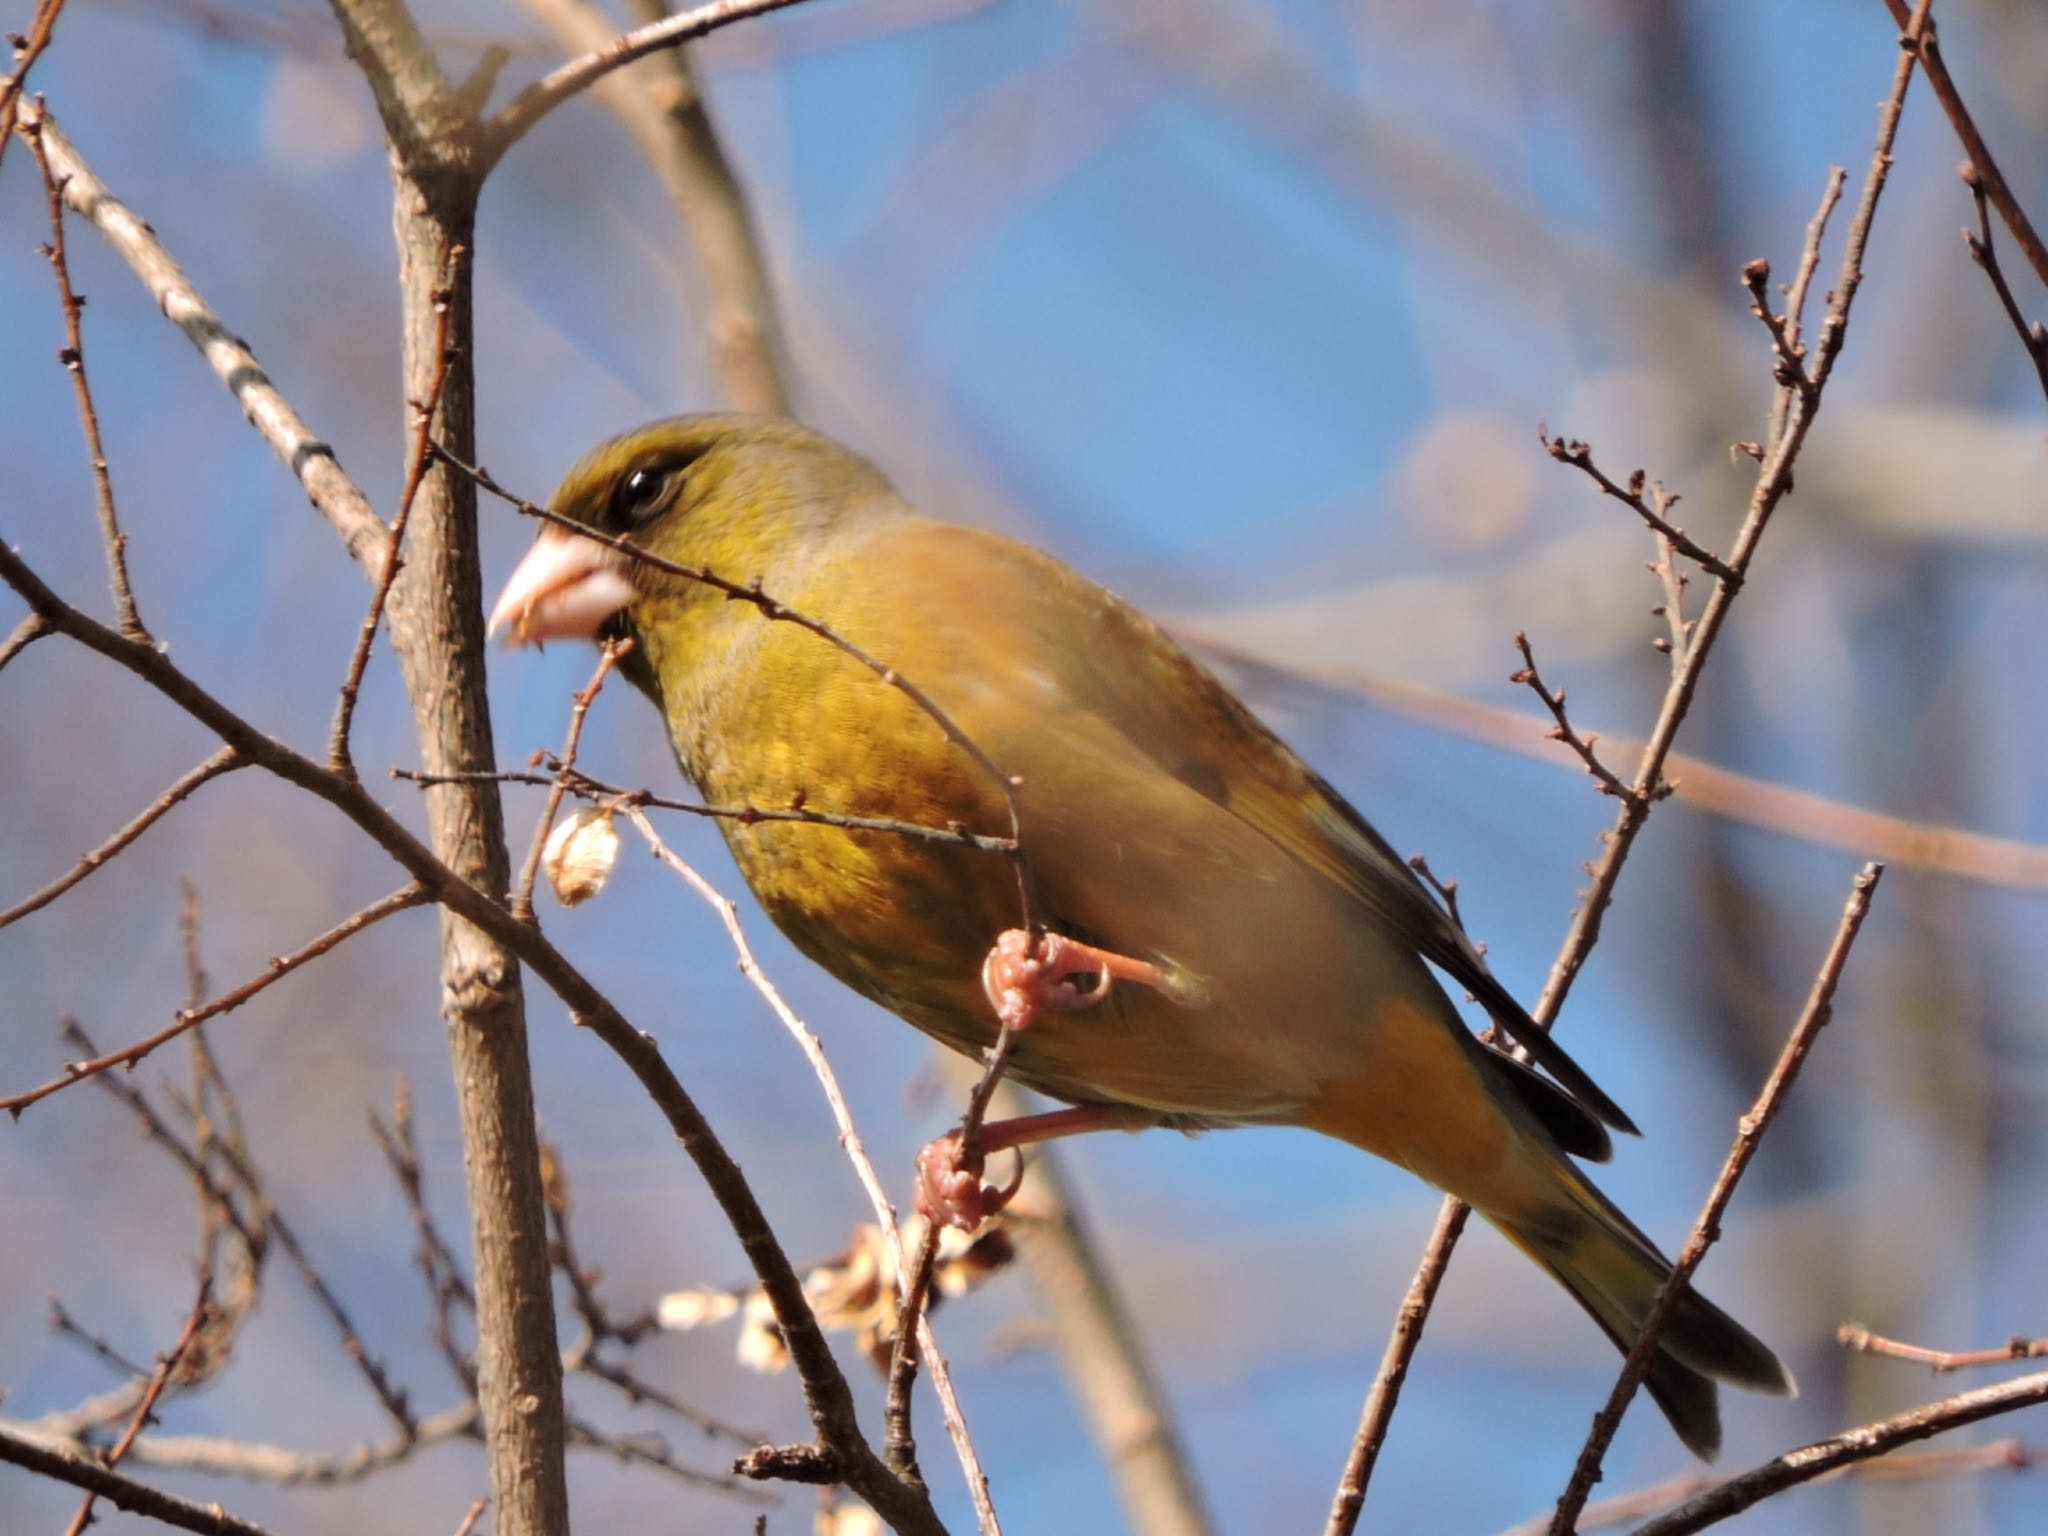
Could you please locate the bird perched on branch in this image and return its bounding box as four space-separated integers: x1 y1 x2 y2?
488 413 1792 1458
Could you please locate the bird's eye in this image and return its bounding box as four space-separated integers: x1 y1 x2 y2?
610 465 675 529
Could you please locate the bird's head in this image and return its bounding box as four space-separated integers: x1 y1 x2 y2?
487 413 892 648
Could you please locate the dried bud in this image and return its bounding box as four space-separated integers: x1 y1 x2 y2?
542 807 617 907
655 1285 741 1332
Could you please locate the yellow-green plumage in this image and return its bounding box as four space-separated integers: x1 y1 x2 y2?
520 413 1794 1457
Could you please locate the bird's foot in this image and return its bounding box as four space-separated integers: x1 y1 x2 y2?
980 928 1174 1031
915 1132 1023 1230
912 1106 1117 1231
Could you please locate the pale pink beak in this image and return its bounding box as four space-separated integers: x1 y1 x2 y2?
487 528 638 646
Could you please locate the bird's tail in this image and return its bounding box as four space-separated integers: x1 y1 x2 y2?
1485 1161 1795 1460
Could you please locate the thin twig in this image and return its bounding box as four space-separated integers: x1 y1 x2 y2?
1185 634 2048 891
512 637 633 919
14 102 390 570
1510 632 1637 802
398 765 1017 855
0 748 244 931
1547 863 1884 1532
0 1423 277 1536
482 0 811 168
1879 0 2048 289
1539 433 1738 583
1960 164 2048 407
522 0 793 413
1633 1368 2048 1534
328 247 465 778
1498 1438 2041 1535
0 0 65 171
62 1279 214 1536
2 885 426 1116
1328 29 1921 1520
617 805 998 1525
452 1496 489 1536
1838 1324 2048 1374
26 110 149 642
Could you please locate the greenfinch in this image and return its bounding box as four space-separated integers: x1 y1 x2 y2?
488 414 1793 1457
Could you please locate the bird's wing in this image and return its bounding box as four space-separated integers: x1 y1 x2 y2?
979 530 1640 1138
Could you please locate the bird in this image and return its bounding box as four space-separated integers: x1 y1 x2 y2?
487 413 1794 1458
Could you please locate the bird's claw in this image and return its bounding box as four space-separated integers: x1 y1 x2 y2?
979 929 1170 1032
914 1131 1024 1232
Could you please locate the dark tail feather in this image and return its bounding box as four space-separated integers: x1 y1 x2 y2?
1492 1167 1794 1461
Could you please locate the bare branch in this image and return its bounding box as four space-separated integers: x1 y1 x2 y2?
1510 632 1637 802
482 0 812 168
0 1423 278 1536
328 247 465 778
1839 1324 2048 1374
1498 1438 2042 1535
1547 863 1884 1532
1538 432 1738 583
1960 163 2048 407
523 0 793 413
62 1278 214 1536
1185 635 2048 891
2 887 426 1117
13 101 391 571
617 805 996 1524
1633 1368 2048 1535
399 765 1018 855
0 0 65 170
1879 0 2048 289
513 638 633 920
0 747 245 931
26 112 148 642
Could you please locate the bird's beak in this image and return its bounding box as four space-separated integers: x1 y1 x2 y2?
487 528 637 647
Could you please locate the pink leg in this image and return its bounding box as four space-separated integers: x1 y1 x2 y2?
979 928 1175 1032
916 1105 1118 1230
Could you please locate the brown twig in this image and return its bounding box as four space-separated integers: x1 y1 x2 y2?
1510 632 1637 802
0 1423 277 1536
15 101 391 570
328 247 465 778
0 748 245 931
1879 0 2048 290
1498 1437 2041 1535
880 1034 1018 1535
482 0 811 168
1327 27 1921 1521
1959 164 2048 406
1547 863 1884 1532
399 765 1018 855
1539 433 1738 583
26 110 149 643
0 0 64 170
617 805 997 1524
1741 257 1813 395
3 886 427 1116
367 1083 478 1391
522 0 793 414
512 637 633 920
1185 634 2048 891
1838 1324 2048 1373
452 1496 489 1536
62 1279 214 1536
1632 1368 2048 1534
